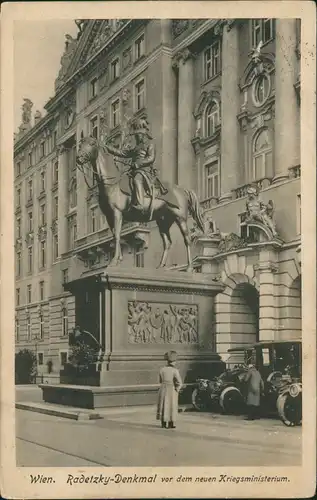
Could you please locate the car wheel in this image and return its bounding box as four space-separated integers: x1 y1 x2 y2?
219 386 244 415
277 393 302 426
192 388 205 412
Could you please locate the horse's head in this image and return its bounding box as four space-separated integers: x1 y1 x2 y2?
77 136 99 166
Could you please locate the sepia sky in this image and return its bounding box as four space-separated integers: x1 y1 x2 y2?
14 19 78 131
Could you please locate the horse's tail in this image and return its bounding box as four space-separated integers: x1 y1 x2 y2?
185 189 204 233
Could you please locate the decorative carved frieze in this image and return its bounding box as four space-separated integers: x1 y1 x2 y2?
172 20 190 38
55 35 79 91
128 301 198 344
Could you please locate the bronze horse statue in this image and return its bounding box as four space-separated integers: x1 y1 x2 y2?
76 136 205 271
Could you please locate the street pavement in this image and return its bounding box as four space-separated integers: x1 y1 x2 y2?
16 405 302 467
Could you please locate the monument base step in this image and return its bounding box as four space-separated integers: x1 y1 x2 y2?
15 401 104 420
38 383 194 409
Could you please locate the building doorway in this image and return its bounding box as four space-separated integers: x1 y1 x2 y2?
230 283 259 345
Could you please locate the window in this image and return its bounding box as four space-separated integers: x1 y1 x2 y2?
135 34 145 60
39 281 45 301
69 180 77 208
90 116 99 139
53 234 59 261
251 19 275 47
27 284 32 304
27 179 33 201
90 77 98 99
135 79 145 111
204 41 221 81
252 129 272 180
111 99 120 128
296 194 301 235
203 160 219 200
28 212 33 232
16 217 21 238
40 170 46 192
134 245 145 268
38 352 44 365
68 216 77 250
16 188 21 207
62 269 69 284
60 351 68 365
40 142 45 158
16 288 20 306
27 246 33 273
62 308 68 337
53 196 58 219
53 161 59 184
28 152 33 168
26 315 31 341
90 207 99 233
205 101 220 137
39 314 44 340
16 251 22 277
40 240 46 269
40 204 46 226
252 74 271 107
15 317 20 342
16 162 21 176
111 58 120 81
53 131 57 148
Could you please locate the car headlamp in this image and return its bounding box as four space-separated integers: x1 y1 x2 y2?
289 383 301 397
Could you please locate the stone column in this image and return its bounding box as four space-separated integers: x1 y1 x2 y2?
274 19 298 183
220 22 240 201
177 49 195 190
161 53 177 185
57 146 69 255
256 245 280 341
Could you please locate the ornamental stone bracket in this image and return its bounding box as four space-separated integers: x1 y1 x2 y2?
38 224 48 242
25 231 34 246
15 237 22 251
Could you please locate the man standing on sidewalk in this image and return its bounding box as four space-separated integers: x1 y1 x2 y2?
243 364 265 420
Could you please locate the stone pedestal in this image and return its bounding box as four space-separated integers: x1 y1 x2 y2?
41 268 225 408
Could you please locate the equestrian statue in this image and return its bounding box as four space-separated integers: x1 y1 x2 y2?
76 116 207 271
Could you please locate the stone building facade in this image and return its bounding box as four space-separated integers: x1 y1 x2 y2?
14 18 301 381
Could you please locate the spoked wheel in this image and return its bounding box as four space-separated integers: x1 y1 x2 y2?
277 393 302 427
192 388 206 412
219 386 244 415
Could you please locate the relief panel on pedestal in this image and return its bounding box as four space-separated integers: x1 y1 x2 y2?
128 301 198 344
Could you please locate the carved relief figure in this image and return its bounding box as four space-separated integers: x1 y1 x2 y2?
55 34 78 90
245 184 277 236
127 301 199 345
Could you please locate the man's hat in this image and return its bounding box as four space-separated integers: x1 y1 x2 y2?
131 117 153 139
165 350 177 363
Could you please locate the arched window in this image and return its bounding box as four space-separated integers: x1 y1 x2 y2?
205 101 219 138
252 129 272 180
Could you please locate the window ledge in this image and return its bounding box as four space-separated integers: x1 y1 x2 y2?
201 72 222 88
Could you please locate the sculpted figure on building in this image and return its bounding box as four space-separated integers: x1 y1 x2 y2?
245 184 277 237
21 98 33 125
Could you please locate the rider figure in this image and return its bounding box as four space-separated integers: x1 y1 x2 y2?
104 117 167 214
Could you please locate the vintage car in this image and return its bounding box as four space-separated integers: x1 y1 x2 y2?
227 340 302 426
191 365 247 414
